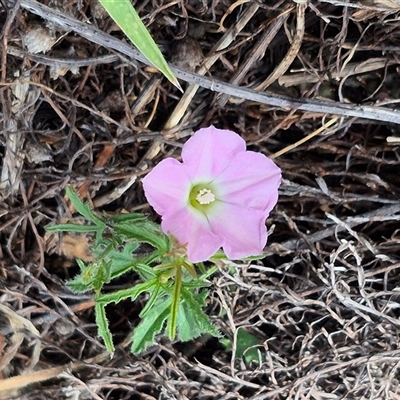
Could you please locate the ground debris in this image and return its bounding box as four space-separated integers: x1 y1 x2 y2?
1 0 400 399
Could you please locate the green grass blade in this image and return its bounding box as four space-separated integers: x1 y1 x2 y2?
98 0 181 90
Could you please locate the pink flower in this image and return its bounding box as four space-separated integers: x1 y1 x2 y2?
142 126 281 263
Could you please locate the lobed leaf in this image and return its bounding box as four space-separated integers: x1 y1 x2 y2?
179 288 220 339
131 297 171 354
105 242 141 279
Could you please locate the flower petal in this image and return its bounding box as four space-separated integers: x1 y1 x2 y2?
214 151 281 214
182 126 246 181
209 203 267 259
161 207 223 263
142 125 282 262
142 158 191 216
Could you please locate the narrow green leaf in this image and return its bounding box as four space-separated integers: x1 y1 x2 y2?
98 0 181 90
133 263 158 280
136 252 166 270
242 254 267 261
114 223 169 253
131 297 171 353
46 223 101 233
92 260 111 291
65 187 105 227
182 261 197 278
209 250 265 262
67 274 91 293
103 242 140 279
96 279 157 304
132 262 158 281
108 212 148 224
95 302 115 352
139 282 161 318
196 265 218 281
175 266 216 291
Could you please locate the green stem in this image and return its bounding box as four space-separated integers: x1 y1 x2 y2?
168 263 182 340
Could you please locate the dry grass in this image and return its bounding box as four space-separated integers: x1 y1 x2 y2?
1 0 400 399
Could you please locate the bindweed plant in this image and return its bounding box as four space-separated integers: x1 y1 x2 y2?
47 187 220 353
48 126 281 353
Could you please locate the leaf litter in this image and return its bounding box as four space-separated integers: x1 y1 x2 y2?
1 0 400 399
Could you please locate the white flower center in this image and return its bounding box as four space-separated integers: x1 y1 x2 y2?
196 188 215 205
